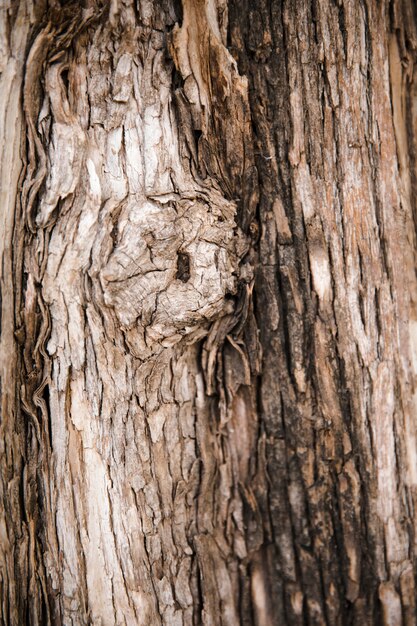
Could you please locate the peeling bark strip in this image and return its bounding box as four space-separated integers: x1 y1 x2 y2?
1 0 417 625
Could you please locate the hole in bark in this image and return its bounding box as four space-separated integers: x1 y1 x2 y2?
110 222 118 250
42 383 53 450
338 5 347 57
176 251 190 283
22 271 28 295
172 67 184 90
193 128 202 143
172 0 183 26
60 68 70 97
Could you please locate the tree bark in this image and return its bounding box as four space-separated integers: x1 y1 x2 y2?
1 1 417 625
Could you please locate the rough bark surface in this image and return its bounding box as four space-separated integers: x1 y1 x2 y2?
229 1 417 623
1 1 417 625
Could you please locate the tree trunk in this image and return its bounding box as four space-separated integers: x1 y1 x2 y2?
1 0 417 624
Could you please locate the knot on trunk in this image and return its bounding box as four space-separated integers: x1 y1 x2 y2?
97 191 248 355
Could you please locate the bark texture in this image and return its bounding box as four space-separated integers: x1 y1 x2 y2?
229 1 417 623
1 1 417 625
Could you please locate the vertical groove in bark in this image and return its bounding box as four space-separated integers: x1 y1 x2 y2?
228 0 417 624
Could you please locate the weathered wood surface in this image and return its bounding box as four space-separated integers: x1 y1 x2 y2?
229 1 417 623
1 1 417 625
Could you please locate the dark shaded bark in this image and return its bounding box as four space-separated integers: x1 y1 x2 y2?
229 1 417 623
